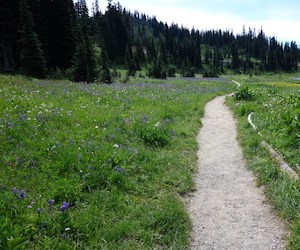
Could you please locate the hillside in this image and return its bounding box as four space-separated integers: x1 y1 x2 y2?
0 0 299 81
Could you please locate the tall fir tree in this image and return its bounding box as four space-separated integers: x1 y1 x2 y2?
48 0 76 69
0 0 18 71
73 0 96 82
18 0 46 78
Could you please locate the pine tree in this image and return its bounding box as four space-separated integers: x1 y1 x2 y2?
18 0 46 78
0 0 18 71
231 41 240 70
99 47 112 83
48 0 76 69
72 0 96 82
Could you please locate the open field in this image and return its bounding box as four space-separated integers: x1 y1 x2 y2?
0 75 233 249
227 74 300 249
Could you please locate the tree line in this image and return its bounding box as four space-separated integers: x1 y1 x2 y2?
0 0 299 81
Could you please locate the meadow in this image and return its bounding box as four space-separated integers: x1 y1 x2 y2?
227 74 300 248
0 75 233 249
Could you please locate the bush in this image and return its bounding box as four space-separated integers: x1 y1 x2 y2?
181 67 195 77
147 58 167 79
203 68 219 78
167 65 176 77
234 85 253 100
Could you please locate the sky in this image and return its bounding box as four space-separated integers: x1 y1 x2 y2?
85 0 300 44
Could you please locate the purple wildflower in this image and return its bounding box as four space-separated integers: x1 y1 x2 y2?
48 199 54 208
19 189 25 199
60 202 69 212
87 165 93 171
36 208 42 214
12 187 18 195
16 157 21 165
19 114 26 121
114 166 125 174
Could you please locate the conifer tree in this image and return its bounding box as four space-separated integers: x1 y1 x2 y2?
72 0 96 82
99 46 112 83
0 0 18 71
18 0 46 78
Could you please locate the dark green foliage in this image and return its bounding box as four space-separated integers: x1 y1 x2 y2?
181 60 195 77
1 0 300 77
125 45 138 76
137 119 173 147
72 0 96 82
167 65 176 77
147 58 167 79
203 68 219 78
18 0 46 78
48 0 76 69
98 48 112 83
234 85 253 100
0 0 18 71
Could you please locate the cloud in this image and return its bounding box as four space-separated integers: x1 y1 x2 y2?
85 0 300 44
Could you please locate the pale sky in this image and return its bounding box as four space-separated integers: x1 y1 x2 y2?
85 0 300 44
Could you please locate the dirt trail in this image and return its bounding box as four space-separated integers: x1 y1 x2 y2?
187 95 286 249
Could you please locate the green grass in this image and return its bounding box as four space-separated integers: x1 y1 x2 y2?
0 74 233 249
227 74 300 249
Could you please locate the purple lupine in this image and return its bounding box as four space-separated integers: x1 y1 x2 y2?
48 199 54 208
36 208 42 214
12 187 18 195
19 114 26 121
114 166 125 174
87 165 93 171
60 202 69 212
19 189 25 199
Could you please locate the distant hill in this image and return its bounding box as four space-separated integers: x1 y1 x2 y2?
1 0 299 80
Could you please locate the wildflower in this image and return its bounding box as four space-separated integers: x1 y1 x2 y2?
60 202 69 212
87 165 93 171
19 189 25 199
65 227 71 231
113 144 119 148
19 114 26 121
154 121 161 128
36 208 42 214
27 205 32 209
16 157 21 165
48 199 54 208
114 166 125 174
12 187 18 195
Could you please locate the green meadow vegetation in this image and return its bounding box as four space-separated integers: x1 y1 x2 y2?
0 74 233 249
227 74 300 249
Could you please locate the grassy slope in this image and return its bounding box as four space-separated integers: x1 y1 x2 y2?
227 74 300 249
0 75 233 249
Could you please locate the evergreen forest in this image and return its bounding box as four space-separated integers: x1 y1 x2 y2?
1 0 299 81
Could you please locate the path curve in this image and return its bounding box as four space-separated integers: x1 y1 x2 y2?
187 95 286 249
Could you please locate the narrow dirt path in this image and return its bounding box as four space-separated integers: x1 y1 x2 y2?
187 95 286 249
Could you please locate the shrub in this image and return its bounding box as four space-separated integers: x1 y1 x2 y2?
203 68 219 78
181 67 195 77
147 58 167 79
234 84 253 100
167 65 176 77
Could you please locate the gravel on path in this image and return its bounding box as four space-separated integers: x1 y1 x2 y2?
187 95 286 250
